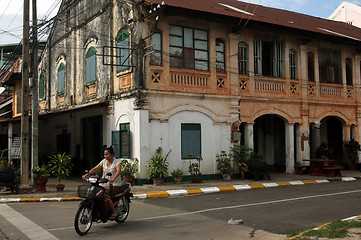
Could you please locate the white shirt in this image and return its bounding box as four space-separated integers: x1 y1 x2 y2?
99 158 122 187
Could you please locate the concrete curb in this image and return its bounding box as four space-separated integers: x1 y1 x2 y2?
1 177 359 203
286 214 361 239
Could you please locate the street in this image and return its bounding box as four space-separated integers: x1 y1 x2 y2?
1 181 361 239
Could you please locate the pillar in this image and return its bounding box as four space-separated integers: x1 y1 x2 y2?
285 123 295 173
244 123 254 150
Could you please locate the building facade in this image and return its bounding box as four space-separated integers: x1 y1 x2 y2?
2 0 361 182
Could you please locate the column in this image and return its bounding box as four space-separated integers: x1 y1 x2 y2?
244 123 254 150
311 122 321 158
8 123 13 163
285 123 295 173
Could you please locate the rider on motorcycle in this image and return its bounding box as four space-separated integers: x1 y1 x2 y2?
82 146 122 220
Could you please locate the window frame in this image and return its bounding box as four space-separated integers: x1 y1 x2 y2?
215 38 225 73
318 48 342 84
181 123 202 159
238 41 248 75
289 49 297 80
39 72 45 99
307 52 315 82
254 39 284 78
169 25 209 71
111 123 131 159
116 30 130 73
57 63 65 94
150 31 162 66
346 58 353 86
85 47 97 84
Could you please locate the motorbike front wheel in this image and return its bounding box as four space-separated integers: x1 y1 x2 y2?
74 205 93 235
115 196 130 223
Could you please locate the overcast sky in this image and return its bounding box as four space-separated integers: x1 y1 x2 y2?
0 0 360 45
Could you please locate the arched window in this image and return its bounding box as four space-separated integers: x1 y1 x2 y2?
307 52 315 82
86 47 97 83
346 58 353 86
57 63 65 93
39 72 45 99
238 42 248 75
289 49 297 79
150 31 162 66
216 38 225 73
116 30 130 72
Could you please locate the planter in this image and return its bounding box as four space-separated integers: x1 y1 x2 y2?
33 177 48 192
152 178 163 186
191 176 202 183
222 174 231 181
173 176 182 184
56 183 65 191
123 176 135 185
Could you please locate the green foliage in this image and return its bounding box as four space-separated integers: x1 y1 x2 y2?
146 147 169 179
171 168 184 178
316 141 334 158
48 153 73 184
0 149 7 160
216 151 233 174
32 165 50 178
120 158 139 177
345 139 361 164
189 156 202 177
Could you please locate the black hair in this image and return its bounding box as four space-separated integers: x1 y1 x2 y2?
105 146 115 155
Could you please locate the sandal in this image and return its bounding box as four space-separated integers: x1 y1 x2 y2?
109 213 117 220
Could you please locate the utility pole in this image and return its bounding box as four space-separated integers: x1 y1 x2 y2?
21 0 31 190
31 0 39 183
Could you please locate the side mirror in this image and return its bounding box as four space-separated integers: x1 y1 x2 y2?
84 170 89 174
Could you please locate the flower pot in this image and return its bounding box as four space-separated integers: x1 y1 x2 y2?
123 176 134 185
222 174 231 181
153 178 163 186
173 176 182 184
192 176 202 183
33 177 48 192
56 183 65 191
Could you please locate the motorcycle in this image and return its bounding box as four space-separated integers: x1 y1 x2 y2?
74 172 133 235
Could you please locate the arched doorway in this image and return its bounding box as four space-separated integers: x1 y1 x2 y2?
310 116 343 162
254 115 286 172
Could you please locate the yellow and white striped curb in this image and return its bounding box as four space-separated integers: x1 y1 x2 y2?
0 177 358 202
286 214 361 239
132 177 358 199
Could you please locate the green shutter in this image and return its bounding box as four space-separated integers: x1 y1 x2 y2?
86 47 97 83
116 30 130 72
57 63 65 93
39 72 45 99
181 124 201 159
112 130 121 158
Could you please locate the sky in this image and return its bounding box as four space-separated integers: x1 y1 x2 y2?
0 0 360 45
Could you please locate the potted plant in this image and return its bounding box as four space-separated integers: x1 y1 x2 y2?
48 153 73 191
120 158 139 185
345 139 360 170
231 145 252 179
316 141 333 159
216 151 233 181
189 156 202 183
32 165 50 192
146 147 169 186
171 169 184 184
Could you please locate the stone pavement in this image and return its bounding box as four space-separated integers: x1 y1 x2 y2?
1 170 361 203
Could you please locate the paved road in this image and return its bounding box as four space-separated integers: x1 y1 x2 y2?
0 181 360 239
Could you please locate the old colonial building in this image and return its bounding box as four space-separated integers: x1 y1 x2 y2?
2 0 361 182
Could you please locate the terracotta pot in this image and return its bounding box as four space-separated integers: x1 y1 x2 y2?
192 177 202 183
153 178 162 186
56 183 65 191
123 176 134 185
33 177 48 192
222 174 231 181
173 176 182 184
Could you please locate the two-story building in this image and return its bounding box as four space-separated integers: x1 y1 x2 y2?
3 0 361 182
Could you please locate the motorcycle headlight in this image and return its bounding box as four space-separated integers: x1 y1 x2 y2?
88 177 97 183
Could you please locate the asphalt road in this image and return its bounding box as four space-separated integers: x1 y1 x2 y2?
0 180 361 239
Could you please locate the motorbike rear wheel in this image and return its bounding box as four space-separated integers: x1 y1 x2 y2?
115 196 130 223
74 205 93 235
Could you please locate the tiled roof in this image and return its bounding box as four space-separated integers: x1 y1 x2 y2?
146 0 361 41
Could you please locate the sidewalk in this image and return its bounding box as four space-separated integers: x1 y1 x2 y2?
1 170 361 203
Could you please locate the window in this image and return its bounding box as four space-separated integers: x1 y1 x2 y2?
116 30 130 73
289 49 297 80
169 25 208 71
238 42 248 75
86 47 96 83
150 32 162 66
181 124 201 159
216 38 225 73
16 90 21 114
318 48 341 84
39 72 45 99
307 52 315 82
254 39 284 77
346 58 353 86
112 123 130 158
57 63 65 93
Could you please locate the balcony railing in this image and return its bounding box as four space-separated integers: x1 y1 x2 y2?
170 70 208 87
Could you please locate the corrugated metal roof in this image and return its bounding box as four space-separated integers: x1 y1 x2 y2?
145 0 361 41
